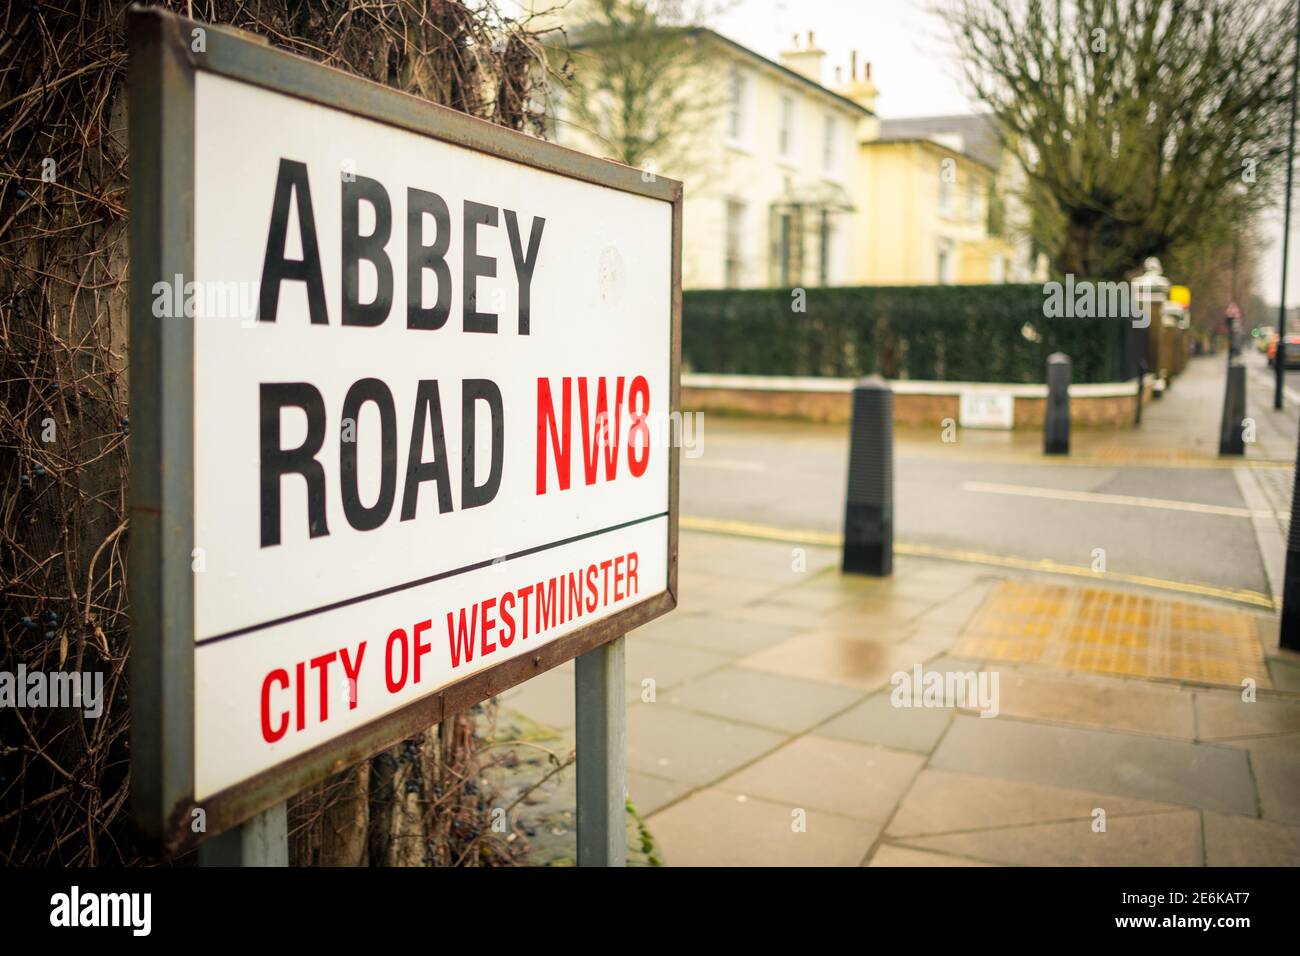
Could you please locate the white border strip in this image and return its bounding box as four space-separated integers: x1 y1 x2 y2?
683 372 1144 399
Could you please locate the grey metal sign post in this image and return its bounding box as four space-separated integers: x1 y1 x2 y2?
197 802 288 866
575 636 628 866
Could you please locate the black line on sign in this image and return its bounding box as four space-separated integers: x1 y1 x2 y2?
195 511 670 647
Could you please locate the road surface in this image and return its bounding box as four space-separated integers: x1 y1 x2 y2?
682 417 1278 598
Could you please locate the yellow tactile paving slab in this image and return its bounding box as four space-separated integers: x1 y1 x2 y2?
954 581 1272 689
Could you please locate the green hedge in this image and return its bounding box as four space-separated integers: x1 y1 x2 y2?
682 285 1130 384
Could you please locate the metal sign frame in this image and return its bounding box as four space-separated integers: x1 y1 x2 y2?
127 6 681 856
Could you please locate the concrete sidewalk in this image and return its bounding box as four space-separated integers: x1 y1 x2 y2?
493 528 1300 866
489 354 1300 866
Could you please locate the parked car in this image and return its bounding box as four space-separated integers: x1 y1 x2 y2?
1268 333 1300 368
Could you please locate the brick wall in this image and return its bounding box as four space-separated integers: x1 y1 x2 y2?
681 385 1146 429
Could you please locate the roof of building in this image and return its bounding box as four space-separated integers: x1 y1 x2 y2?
863 135 998 173
565 25 873 118
877 114 1004 169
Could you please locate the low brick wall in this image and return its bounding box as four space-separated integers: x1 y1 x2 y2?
682 375 1152 430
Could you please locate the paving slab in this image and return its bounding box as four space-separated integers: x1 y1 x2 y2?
911 601 988 633
818 690 954 754
829 595 938 626
675 578 785 614
717 735 925 823
648 787 880 867
1203 811 1300 866
634 612 804 658
731 601 834 631
738 633 939 691
627 771 694 817
679 538 838 583
1194 692 1300 739
760 584 867 612
1218 733 1300 824
906 626 964 652
625 703 785 786
930 715 1258 816
625 639 731 692
877 575 974 605
665 666 864 733
866 844 993 867
898 808 1203 866
988 669 1196 739
886 768 1184 838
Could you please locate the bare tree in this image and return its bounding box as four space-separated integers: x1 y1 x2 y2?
0 0 557 867
559 0 726 175
944 0 1296 279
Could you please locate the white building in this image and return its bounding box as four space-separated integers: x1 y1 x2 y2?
552 27 871 289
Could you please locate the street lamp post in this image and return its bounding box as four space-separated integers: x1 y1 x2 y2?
1278 0 1300 647
1276 0 1300 410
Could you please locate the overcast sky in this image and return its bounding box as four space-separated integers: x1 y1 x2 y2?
711 0 973 118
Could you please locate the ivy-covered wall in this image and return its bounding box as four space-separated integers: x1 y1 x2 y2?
682 285 1131 384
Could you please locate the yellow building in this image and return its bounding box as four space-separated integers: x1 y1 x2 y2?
848 136 1009 284
836 66 1034 285
553 27 870 289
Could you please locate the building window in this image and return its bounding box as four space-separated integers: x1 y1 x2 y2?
967 179 980 222
937 239 954 284
938 163 954 216
819 210 834 286
725 200 746 287
779 94 795 159
991 254 1005 284
821 114 836 175
727 67 747 142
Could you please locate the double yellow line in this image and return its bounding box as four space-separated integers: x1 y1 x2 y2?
679 515 1278 610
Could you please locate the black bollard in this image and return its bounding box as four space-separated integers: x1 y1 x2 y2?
1044 353 1071 455
841 376 893 577
1135 359 1147 426
1218 360 1246 456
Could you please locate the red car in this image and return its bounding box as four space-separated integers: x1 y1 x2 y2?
1268 334 1300 368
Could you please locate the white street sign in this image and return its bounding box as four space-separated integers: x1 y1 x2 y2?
130 11 678 844
959 390 1015 430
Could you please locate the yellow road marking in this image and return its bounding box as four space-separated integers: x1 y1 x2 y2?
681 515 840 546
690 458 767 472
961 480 1289 520
679 514 1278 610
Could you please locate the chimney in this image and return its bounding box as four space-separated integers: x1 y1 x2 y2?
838 52 880 114
780 30 827 84
836 52 881 142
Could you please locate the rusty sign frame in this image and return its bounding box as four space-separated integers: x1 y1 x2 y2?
127 6 681 856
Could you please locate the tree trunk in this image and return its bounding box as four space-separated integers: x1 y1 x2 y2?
319 763 370 866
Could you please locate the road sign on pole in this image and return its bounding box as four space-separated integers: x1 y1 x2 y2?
128 8 680 857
